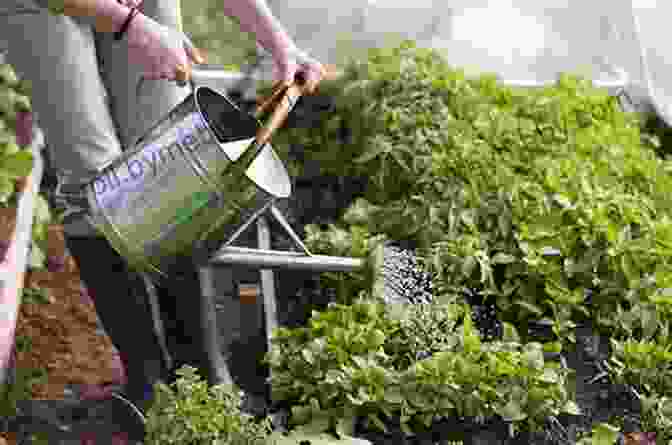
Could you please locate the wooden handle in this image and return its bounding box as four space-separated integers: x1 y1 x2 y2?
256 84 303 147
253 74 308 146
253 82 289 120
175 64 190 83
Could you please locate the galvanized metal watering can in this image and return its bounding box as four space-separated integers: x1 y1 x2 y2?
83 66 364 281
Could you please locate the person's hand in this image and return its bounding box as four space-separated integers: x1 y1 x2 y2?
271 46 326 94
124 12 205 83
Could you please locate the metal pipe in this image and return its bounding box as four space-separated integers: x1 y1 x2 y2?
219 246 306 257
269 204 312 255
213 248 364 272
256 216 278 368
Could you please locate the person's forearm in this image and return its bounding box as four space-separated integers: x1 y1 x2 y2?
222 0 296 56
46 0 133 34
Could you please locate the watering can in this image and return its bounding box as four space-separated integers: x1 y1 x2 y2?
83 65 362 281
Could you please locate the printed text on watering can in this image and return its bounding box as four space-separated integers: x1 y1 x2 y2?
92 113 212 195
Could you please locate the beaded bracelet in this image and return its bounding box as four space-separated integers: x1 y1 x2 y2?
114 5 140 41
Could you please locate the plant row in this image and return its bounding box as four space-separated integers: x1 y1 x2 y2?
256 41 672 441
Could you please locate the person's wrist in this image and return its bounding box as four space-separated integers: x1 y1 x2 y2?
123 11 149 47
265 30 297 58
113 6 141 41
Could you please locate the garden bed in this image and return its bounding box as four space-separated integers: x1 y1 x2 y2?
0 110 39 384
0 62 123 444
238 42 672 445
216 148 653 445
12 223 122 400
0 225 124 445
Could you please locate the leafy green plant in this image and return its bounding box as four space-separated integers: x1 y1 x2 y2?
0 63 50 429
576 422 621 445
144 365 273 445
0 334 48 420
21 285 52 306
28 194 52 270
398 334 578 435
607 337 672 396
303 222 387 306
263 40 672 343
383 300 464 369
0 365 48 419
266 299 576 436
606 337 672 443
0 63 53 271
269 430 373 445
637 394 672 444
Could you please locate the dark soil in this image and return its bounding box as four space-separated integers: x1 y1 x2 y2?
0 224 124 445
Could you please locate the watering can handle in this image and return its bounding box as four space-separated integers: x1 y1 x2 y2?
135 66 307 147
252 75 306 147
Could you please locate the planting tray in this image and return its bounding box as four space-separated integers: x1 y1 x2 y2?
0 118 45 387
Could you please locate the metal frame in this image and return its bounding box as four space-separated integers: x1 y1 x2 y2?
203 201 364 357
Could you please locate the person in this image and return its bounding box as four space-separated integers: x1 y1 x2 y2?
0 0 326 441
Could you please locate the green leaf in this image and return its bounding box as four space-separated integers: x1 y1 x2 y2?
514 301 544 317
461 309 481 353
27 244 46 270
389 149 411 173
522 343 545 370
588 423 620 445
3 142 19 156
543 341 563 353
383 388 404 405
302 348 315 365
343 199 375 226
336 415 357 438
538 369 559 383
0 150 33 179
0 176 14 203
45 0 66 15
562 400 582 416
269 432 373 445
492 252 516 264
291 405 313 425
22 286 52 305
367 413 388 433
497 400 527 421
354 143 386 165
295 415 332 435
641 306 658 340
461 256 477 279
502 322 521 342
33 194 51 225
0 64 19 86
